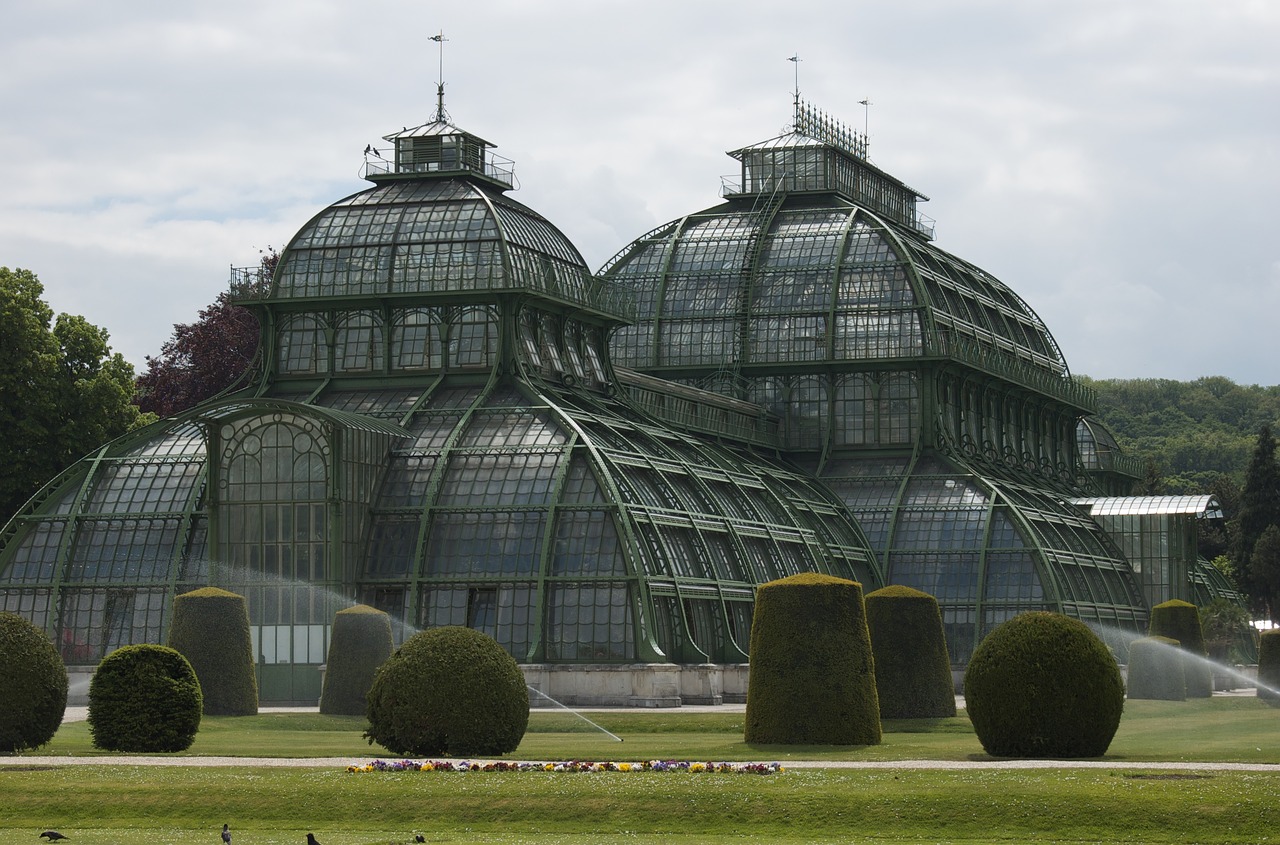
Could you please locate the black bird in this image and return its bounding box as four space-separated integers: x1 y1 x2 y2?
306 834 321 845
222 824 231 845
40 833 68 842
415 837 425 843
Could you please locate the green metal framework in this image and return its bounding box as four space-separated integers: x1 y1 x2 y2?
599 98 1151 660
0 113 880 702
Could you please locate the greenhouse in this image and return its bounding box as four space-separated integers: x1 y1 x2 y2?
0 95 1241 705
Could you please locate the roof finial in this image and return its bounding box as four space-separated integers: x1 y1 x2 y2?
787 54 801 115
859 97 872 154
429 30 450 123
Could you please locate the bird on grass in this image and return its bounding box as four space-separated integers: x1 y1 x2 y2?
39 833 68 841
222 824 231 845
306 834 321 845
414 836 425 843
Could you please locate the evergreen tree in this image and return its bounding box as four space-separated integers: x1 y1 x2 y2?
1252 525 1280 623
1235 425 1280 613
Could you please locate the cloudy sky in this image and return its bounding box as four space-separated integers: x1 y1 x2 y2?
2 0 1277 385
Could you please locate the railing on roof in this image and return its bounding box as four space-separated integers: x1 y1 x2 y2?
360 154 516 189
618 369 779 448
228 265 273 302
934 332 1097 411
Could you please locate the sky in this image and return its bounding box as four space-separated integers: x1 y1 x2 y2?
2 0 1277 385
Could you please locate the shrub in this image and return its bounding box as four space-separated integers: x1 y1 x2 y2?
1259 629 1280 707
365 626 529 756
1148 599 1212 698
864 585 956 719
744 573 880 745
168 587 258 715
1125 636 1186 701
965 612 1124 758
88 644 202 752
0 612 68 754
320 605 393 716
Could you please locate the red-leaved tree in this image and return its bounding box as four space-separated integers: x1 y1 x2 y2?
135 291 261 418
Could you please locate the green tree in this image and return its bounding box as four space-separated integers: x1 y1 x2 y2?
0 267 152 525
1235 426 1280 613
1251 525 1280 622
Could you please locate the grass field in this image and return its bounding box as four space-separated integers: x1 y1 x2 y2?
1 697 1278 844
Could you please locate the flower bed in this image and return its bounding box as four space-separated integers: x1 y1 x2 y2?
346 759 783 775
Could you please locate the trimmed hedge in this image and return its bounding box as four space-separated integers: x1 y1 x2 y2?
965 612 1124 758
864 585 956 719
1259 629 1280 707
1148 599 1212 698
319 605 393 716
365 626 529 756
1125 636 1186 701
744 573 881 745
0 612 68 754
168 587 258 716
88 644 202 752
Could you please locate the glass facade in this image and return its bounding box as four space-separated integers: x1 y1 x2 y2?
0 99 1241 701
0 114 879 703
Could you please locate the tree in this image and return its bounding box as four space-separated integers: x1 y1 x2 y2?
0 267 151 525
1251 525 1280 623
135 290 260 418
1234 426 1280 612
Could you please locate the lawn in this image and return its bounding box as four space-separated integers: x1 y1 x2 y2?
1 697 1277 844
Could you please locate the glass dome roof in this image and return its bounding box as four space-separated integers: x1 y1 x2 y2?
603 200 1067 376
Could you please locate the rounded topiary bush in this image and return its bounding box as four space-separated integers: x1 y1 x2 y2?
0 612 68 754
745 573 880 745
1258 629 1280 707
168 587 257 716
864 585 956 719
320 605 393 716
965 612 1124 758
1125 636 1186 701
1148 599 1212 698
88 644 202 752
365 626 529 756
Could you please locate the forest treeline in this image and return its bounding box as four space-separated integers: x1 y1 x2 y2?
1079 375 1280 495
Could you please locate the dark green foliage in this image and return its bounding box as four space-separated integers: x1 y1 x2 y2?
744 573 881 745
1148 599 1212 698
88 644 202 752
319 605 393 716
0 267 152 525
965 612 1124 758
168 587 258 716
864 585 955 719
1235 426 1280 615
364 626 529 756
1258 629 1280 707
1079 375 1280 495
1126 636 1186 701
0 611 67 753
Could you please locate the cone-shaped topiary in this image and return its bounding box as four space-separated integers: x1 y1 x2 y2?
364 626 529 756
0 612 68 754
320 605 393 716
864 585 956 719
965 612 1124 758
1148 599 1212 698
1125 636 1186 701
88 644 202 752
1259 629 1280 707
168 587 258 715
744 573 881 745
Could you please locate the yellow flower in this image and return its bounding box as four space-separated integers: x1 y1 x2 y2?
619 763 631 772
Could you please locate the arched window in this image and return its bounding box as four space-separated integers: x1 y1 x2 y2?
448 306 496 368
392 308 443 371
277 315 330 375
333 311 384 373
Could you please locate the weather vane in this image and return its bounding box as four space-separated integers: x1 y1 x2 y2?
430 30 449 123
787 53 801 103
859 97 872 151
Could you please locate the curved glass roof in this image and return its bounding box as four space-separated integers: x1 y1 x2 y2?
603 199 1067 377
